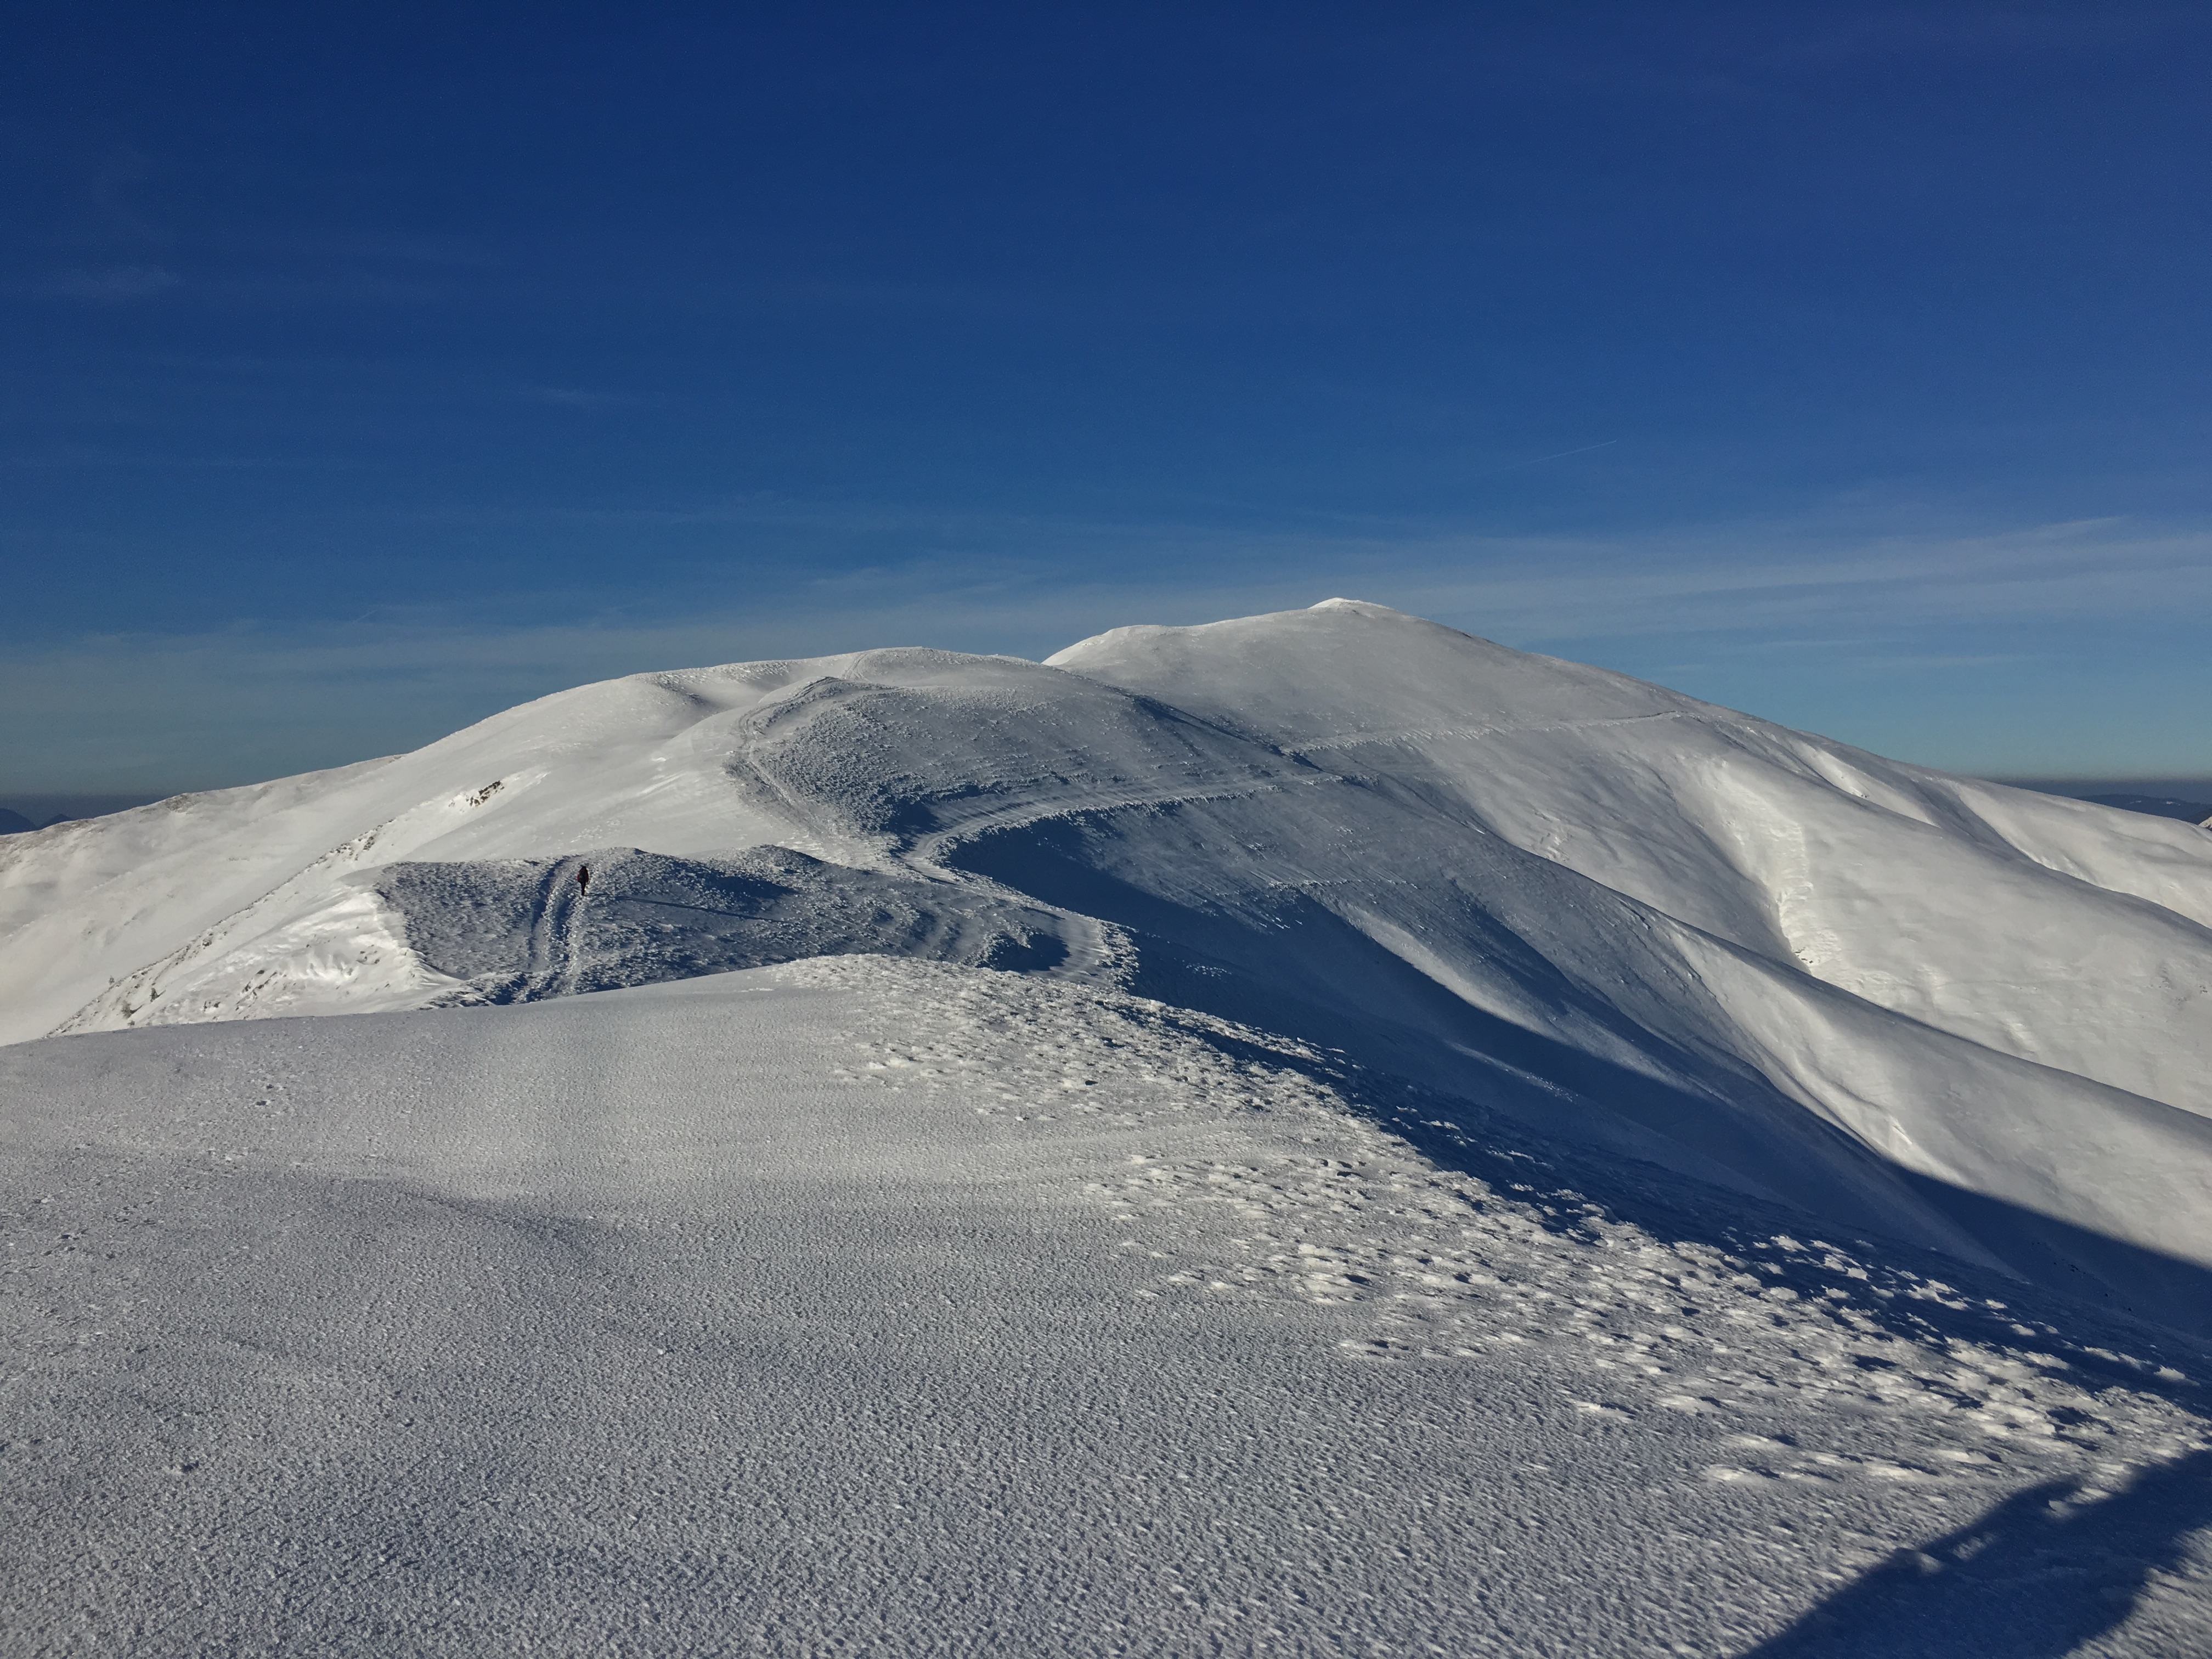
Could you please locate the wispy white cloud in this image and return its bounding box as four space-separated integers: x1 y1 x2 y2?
1378 520 2212 645
524 386 639 410
1 450 379 470
562 498 2212 652
3 501 2207 790
38 264 180 300
1750 7 2181 72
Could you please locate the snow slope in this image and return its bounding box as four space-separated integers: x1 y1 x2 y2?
6 960 2211 1656
8 601 2212 1654
4 601 2210 1333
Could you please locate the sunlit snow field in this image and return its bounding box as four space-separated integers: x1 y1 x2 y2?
5 603 2210 1656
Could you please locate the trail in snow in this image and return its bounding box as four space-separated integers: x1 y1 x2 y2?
521 854 588 1001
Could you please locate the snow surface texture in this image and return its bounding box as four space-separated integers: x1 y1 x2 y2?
5 601 2212 1652
7 960 2212 1656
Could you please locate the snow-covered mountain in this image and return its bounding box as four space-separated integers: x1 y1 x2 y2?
11 600 2212 1655
6 600 2209 1331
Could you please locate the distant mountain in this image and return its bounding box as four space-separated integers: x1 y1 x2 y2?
0 809 35 835
2084 793 2212 825
6 601 2209 1330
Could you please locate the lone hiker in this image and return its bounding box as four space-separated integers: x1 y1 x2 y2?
576 865 591 892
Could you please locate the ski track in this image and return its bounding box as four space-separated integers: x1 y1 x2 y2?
515 855 586 1002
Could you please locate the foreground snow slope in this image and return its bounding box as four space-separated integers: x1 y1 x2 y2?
4 602 2210 1328
5 961 2210 1656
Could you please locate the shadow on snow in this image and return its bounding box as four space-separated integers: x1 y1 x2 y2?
1738 1451 2212 1658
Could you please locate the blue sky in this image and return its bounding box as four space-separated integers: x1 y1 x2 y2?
5 2 2209 794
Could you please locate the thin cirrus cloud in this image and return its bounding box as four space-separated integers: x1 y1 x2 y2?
1395 523 2212 640
525 387 641 410
37 264 180 300
489 493 2211 644
3 504 2204 793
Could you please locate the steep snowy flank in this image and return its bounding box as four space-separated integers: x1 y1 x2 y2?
1048 600 2212 1098
4 602 2209 1330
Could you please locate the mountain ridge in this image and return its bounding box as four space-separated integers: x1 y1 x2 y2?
6 600 2209 1329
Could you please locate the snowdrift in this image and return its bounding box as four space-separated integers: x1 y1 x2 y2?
5 600 2209 1328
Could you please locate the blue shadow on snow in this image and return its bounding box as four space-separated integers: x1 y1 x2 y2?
1739 1451 2212 1658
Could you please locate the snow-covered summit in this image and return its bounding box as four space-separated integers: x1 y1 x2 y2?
7 601 2210 1328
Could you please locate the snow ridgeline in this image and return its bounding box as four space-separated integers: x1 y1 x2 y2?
3 599 2209 1330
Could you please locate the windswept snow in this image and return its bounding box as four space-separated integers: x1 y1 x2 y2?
5 601 2212 1654
7 960 2212 1655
